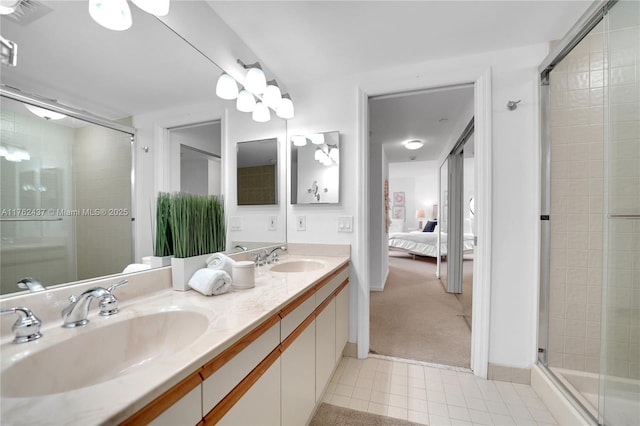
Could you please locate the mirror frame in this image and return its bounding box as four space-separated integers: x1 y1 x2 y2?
236 137 280 206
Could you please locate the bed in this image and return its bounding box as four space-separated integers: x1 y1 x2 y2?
388 230 475 258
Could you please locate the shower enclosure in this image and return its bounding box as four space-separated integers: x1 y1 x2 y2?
538 1 639 425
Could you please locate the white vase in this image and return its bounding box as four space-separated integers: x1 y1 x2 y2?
170 254 211 291
149 255 172 268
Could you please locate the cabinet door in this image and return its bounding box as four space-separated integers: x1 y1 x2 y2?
149 385 202 426
217 358 281 426
315 298 336 402
281 320 316 426
335 283 349 362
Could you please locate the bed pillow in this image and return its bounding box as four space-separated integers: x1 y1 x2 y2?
423 220 437 232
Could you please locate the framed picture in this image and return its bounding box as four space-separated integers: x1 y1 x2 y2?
392 206 405 220
393 192 405 206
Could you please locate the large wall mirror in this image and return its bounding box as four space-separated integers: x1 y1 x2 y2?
290 131 340 204
0 2 286 295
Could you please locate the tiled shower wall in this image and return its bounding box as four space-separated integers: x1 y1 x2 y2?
548 27 604 373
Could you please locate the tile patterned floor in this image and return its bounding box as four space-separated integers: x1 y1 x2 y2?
322 356 557 426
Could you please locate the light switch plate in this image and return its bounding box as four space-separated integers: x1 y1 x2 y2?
268 216 277 231
230 216 241 231
296 216 306 231
338 215 353 233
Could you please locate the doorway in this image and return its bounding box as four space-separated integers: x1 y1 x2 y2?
368 85 475 369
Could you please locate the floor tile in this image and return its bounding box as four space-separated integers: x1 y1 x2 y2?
408 409 430 425
429 414 452 425
352 386 372 401
330 394 350 407
388 393 409 409
408 397 428 413
387 405 409 420
333 383 354 397
428 401 450 417
371 390 391 404
348 397 369 412
468 408 494 425
427 389 447 404
367 401 388 416
448 405 471 421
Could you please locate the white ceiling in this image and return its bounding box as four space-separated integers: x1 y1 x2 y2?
369 85 474 163
209 1 593 85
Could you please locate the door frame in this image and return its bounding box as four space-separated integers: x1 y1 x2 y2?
355 68 492 378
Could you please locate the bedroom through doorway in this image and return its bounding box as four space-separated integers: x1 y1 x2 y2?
368 85 475 369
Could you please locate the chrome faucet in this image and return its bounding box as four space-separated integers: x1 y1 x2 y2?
61 280 128 328
234 244 248 252
266 246 287 264
17 277 47 292
0 306 43 343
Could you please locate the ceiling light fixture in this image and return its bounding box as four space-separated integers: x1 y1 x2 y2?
404 139 424 150
236 89 256 112
216 72 239 100
88 0 132 31
131 0 170 16
252 101 270 122
25 104 67 120
0 0 20 15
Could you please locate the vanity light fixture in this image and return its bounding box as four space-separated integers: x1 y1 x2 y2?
236 89 256 112
292 136 308 147
1 144 30 162
238 60 267 95
262 80 282 109
309 133 325 145
25 104 67 120
216 72 239 100
0 0 20 15
252 101 270 122
88 0 133 31
276 93 294 119
404 139 424 150
328 146 339 163
131 0 170 16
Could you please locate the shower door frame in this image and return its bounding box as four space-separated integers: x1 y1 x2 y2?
537 1 619 425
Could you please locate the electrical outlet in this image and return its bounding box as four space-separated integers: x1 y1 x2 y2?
296 216 306 231
338 216 353 233
268 216 277 231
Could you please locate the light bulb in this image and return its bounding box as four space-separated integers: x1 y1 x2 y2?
25 104 67 120
314 147 323 161
0 0 21 14
216 73 238 100
244 66 266 95
329 147 339 162
89 0 132 31
0 145 8 157
404 139 424 150
276 94 294 119
236 90 256 112
262 81 282 109
309 133 325 145
131 0 170 16
292 136 307 147
252 101 270 122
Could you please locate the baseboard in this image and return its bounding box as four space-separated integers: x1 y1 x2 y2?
487 363 531 385
530 364 591 426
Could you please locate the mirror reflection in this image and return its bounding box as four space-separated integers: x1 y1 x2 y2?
236 138 278 206
1 97 133 295
290 131 340 204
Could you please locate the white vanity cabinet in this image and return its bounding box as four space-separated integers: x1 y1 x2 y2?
123 263 350 426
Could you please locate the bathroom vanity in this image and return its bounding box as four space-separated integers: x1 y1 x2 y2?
0 245 351 425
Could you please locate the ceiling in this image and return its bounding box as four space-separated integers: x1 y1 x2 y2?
369 85 474 163
209 1 593 85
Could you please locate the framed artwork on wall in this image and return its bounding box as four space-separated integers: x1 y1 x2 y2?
393 192 405 206
392 206 405 220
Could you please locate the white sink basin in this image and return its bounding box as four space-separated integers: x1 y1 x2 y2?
270 259 325 273
1 310 208 397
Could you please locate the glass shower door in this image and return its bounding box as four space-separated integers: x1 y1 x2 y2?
601 1 640 424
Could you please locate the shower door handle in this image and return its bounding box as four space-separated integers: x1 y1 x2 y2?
608 214 640 219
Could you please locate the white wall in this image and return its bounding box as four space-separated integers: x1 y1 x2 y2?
287 42 547 369
389 160 440 230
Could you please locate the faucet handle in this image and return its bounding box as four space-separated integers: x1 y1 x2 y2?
1 306 43 343
99 280 128 316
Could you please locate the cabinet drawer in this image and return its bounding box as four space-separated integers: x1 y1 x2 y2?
315 266 349 307
202 322 280 413
281 293 315 341
149 385 201 426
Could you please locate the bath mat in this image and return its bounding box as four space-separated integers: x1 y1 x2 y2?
309 402 424 426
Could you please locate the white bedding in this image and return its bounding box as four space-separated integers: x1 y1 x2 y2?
388 231 474 257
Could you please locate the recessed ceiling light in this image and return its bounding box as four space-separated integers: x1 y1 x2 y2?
404 139 424 150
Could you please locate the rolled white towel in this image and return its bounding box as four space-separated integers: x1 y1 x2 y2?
188 268 232 296
122 263 151 274
206 252 236 275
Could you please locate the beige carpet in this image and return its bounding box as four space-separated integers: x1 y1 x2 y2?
310 402 423 426
370 252 471 368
